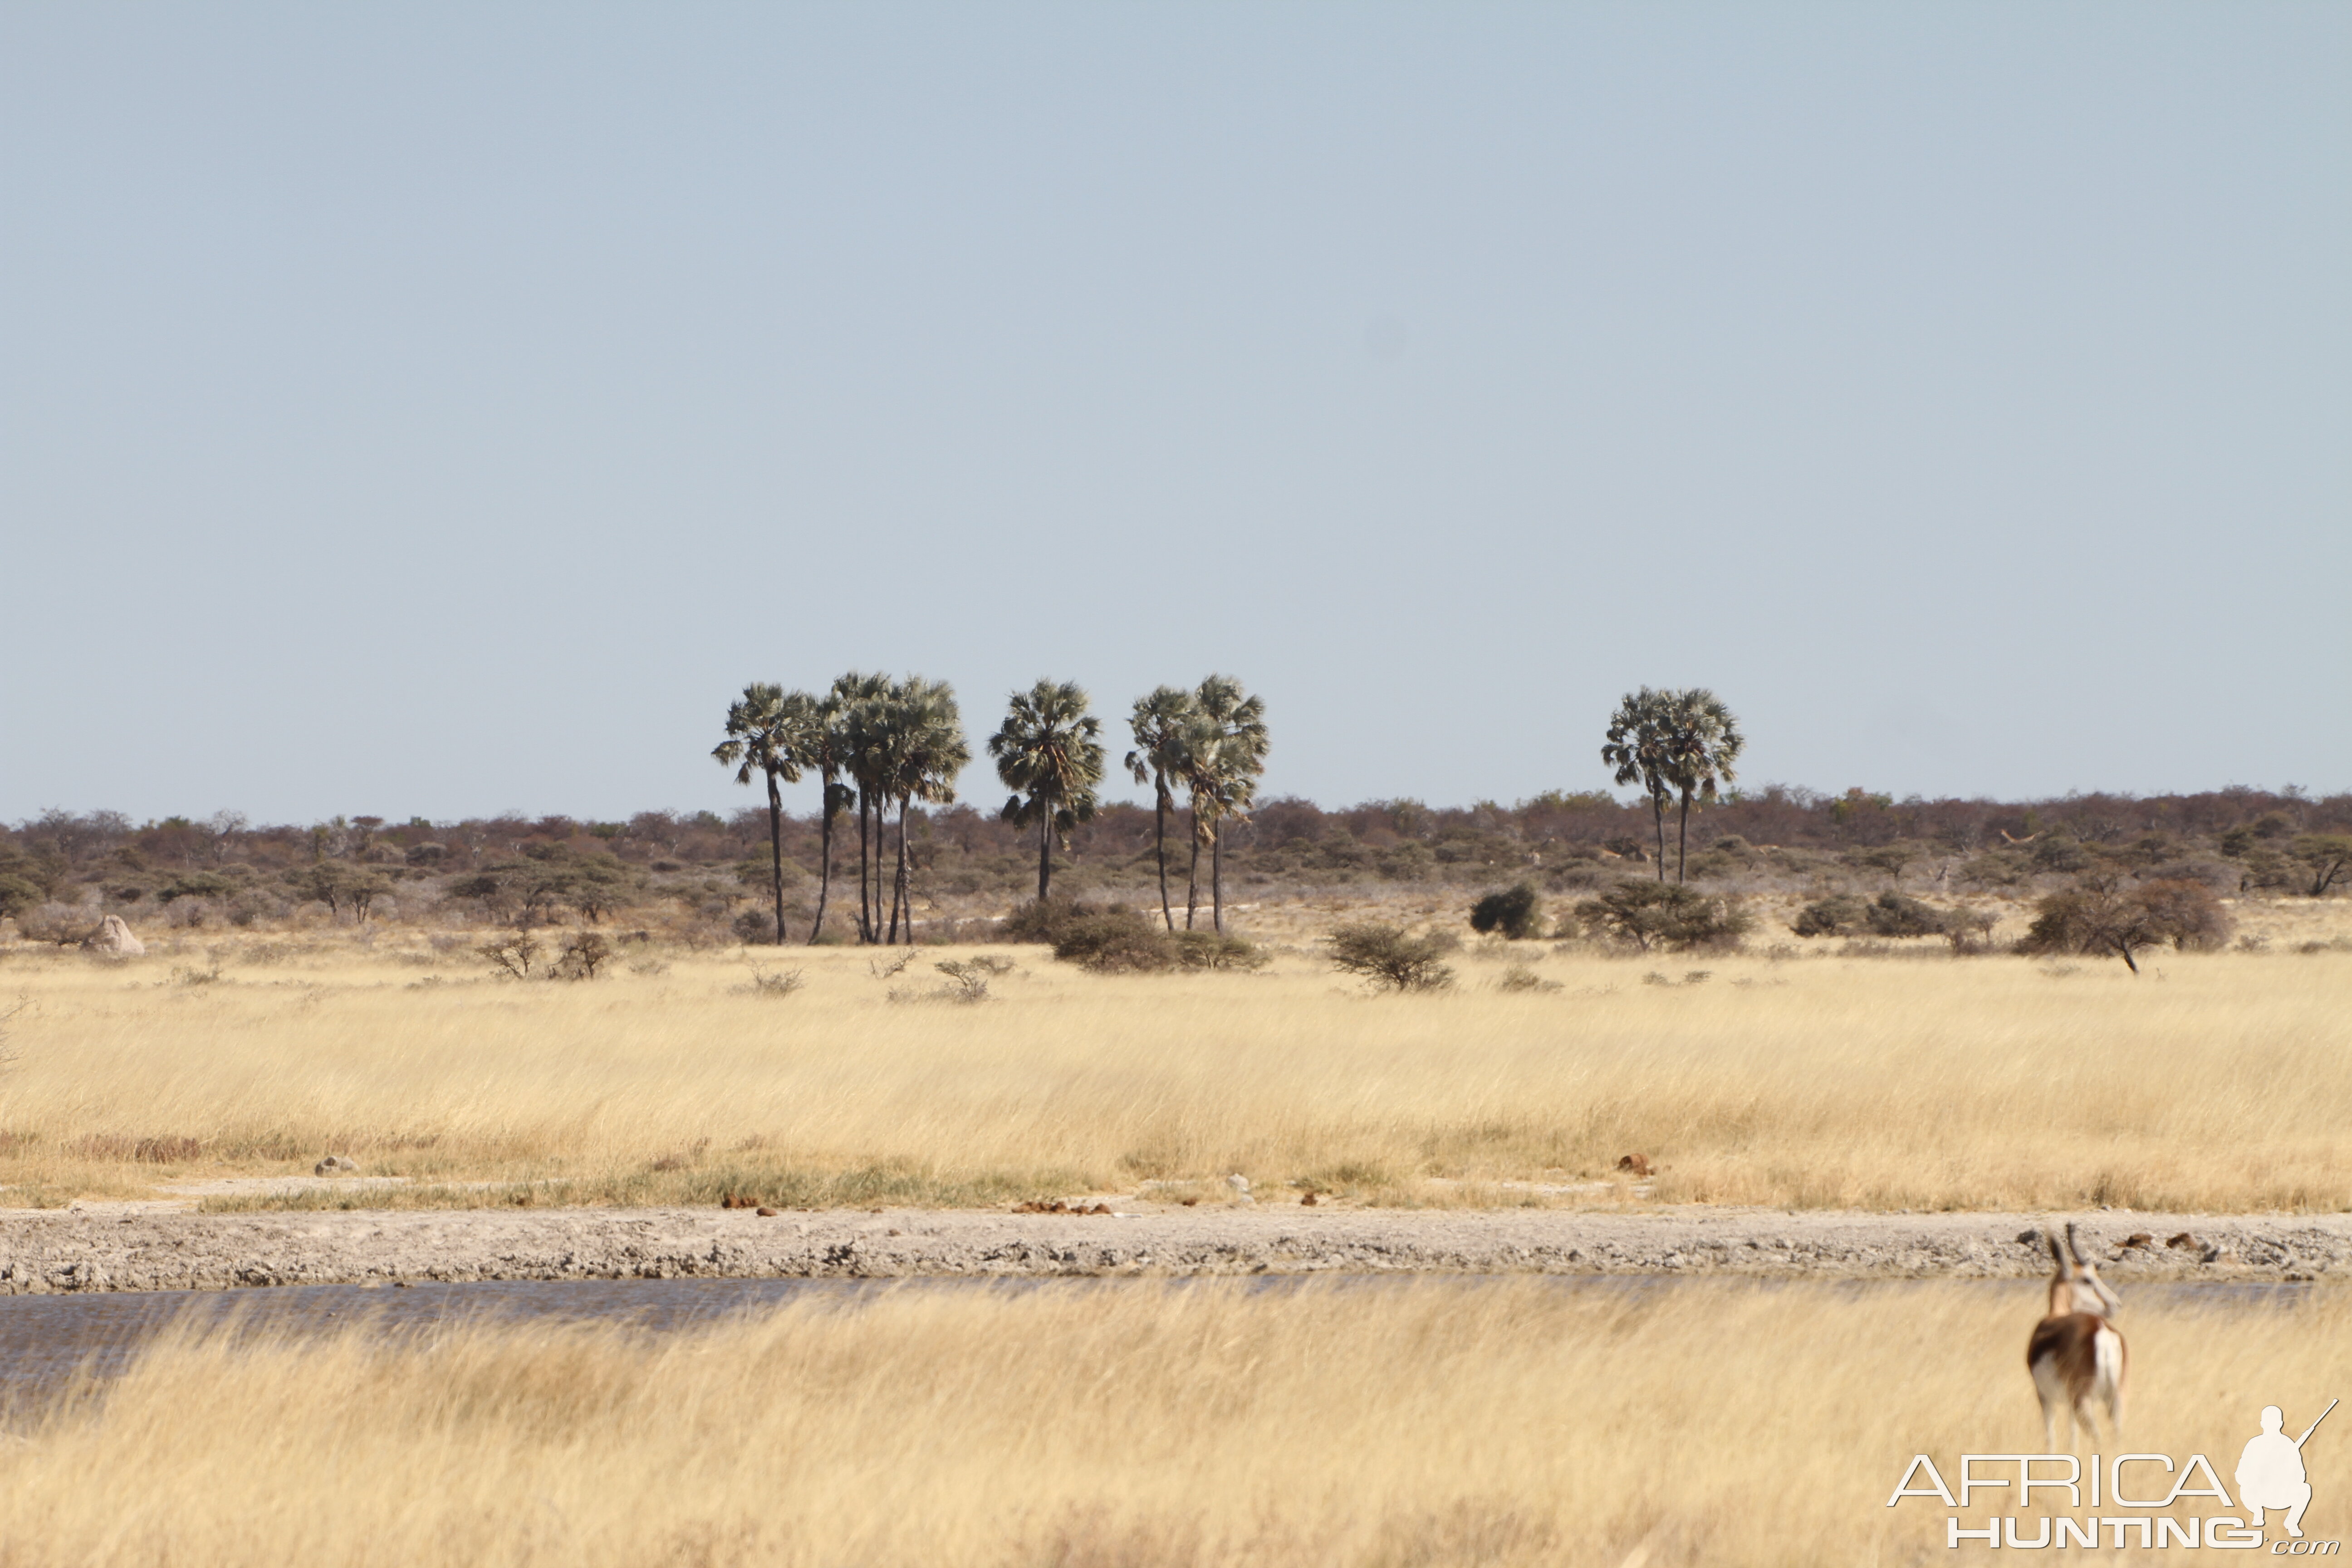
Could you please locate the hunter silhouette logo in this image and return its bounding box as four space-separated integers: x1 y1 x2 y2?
2243 1400 2334 1541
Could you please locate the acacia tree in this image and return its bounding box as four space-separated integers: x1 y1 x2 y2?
712 682 812 944
1656 688 1744 884
1124 686 1198 932
2293 835 2352 898
1182 674 1269 935
1601 688 1674 881
989 680 1106 903
880 676 969 944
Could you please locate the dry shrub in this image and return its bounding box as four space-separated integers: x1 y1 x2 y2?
1326 922 1456 991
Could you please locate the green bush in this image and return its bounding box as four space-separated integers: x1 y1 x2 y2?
1051 909 1179 973
1003 897 1085 945
1326 922 1457 991
1791 895 1867 937
1468 883 1544 940
1574 882 1752 952
1173 931 1268 970
1862 893 1948 938
0 874 43 921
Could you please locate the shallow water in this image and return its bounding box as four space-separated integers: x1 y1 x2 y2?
0 1274 2316 1407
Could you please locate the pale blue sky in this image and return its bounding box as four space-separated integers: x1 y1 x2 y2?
3 4 2346 823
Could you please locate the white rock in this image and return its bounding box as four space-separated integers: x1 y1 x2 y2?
87 915 144 957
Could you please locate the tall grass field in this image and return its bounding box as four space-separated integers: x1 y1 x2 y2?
1 921 2346 1213
0 1278 2344 1566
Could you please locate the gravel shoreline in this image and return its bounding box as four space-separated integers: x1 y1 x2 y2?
4 1205 2350 1294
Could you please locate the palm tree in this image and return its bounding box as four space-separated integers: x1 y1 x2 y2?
804 687 855 945
1656 688 1743 884
830 671 894 942
989 680 1106 903
712 682 811 944
1124 686 1198 932
1182 675 1269 935
880 676 969 944
1602 688 1674 882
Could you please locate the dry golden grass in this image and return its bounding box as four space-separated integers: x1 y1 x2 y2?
1 1278 2344 1566
1 913 2348 1212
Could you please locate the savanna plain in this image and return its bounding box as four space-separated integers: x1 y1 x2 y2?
3 903 2349 1213
2 907 2348 1566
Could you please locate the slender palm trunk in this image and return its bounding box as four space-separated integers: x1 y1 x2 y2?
1211 830 1225 935
1185 811 1202 930
1036 812 1052 902
889 794 910 944
1152 784 1173 932
855 791 873 942
765 771 788 945
808 777 836 945
1650 790 1666 882
1676 791 1691 885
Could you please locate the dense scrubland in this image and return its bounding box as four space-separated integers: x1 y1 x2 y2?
2 1278 2345 1567
2 784 2346 950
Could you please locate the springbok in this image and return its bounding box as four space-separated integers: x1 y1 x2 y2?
2028 1223 2127 1449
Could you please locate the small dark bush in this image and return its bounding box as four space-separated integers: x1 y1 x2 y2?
1053 909 1178 973
157 871 239 904
732 907 781 946
1862 893 1948 938
1468 883 1544 940
1326 922 1457 991
1791 895 1867 938
1575 882 1753 952
2029 837 2091 874
1173 931 1268 970
1004 897 1087 945
555 930 612 980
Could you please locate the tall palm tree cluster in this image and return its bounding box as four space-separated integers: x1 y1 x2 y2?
715 673 1268 945
1601 687 1744 883
1124 676 1268 934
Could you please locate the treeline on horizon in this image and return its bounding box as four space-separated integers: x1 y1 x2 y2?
3 783 2347 935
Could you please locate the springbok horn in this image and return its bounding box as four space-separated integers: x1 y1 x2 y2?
2066 1222 2087 1263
